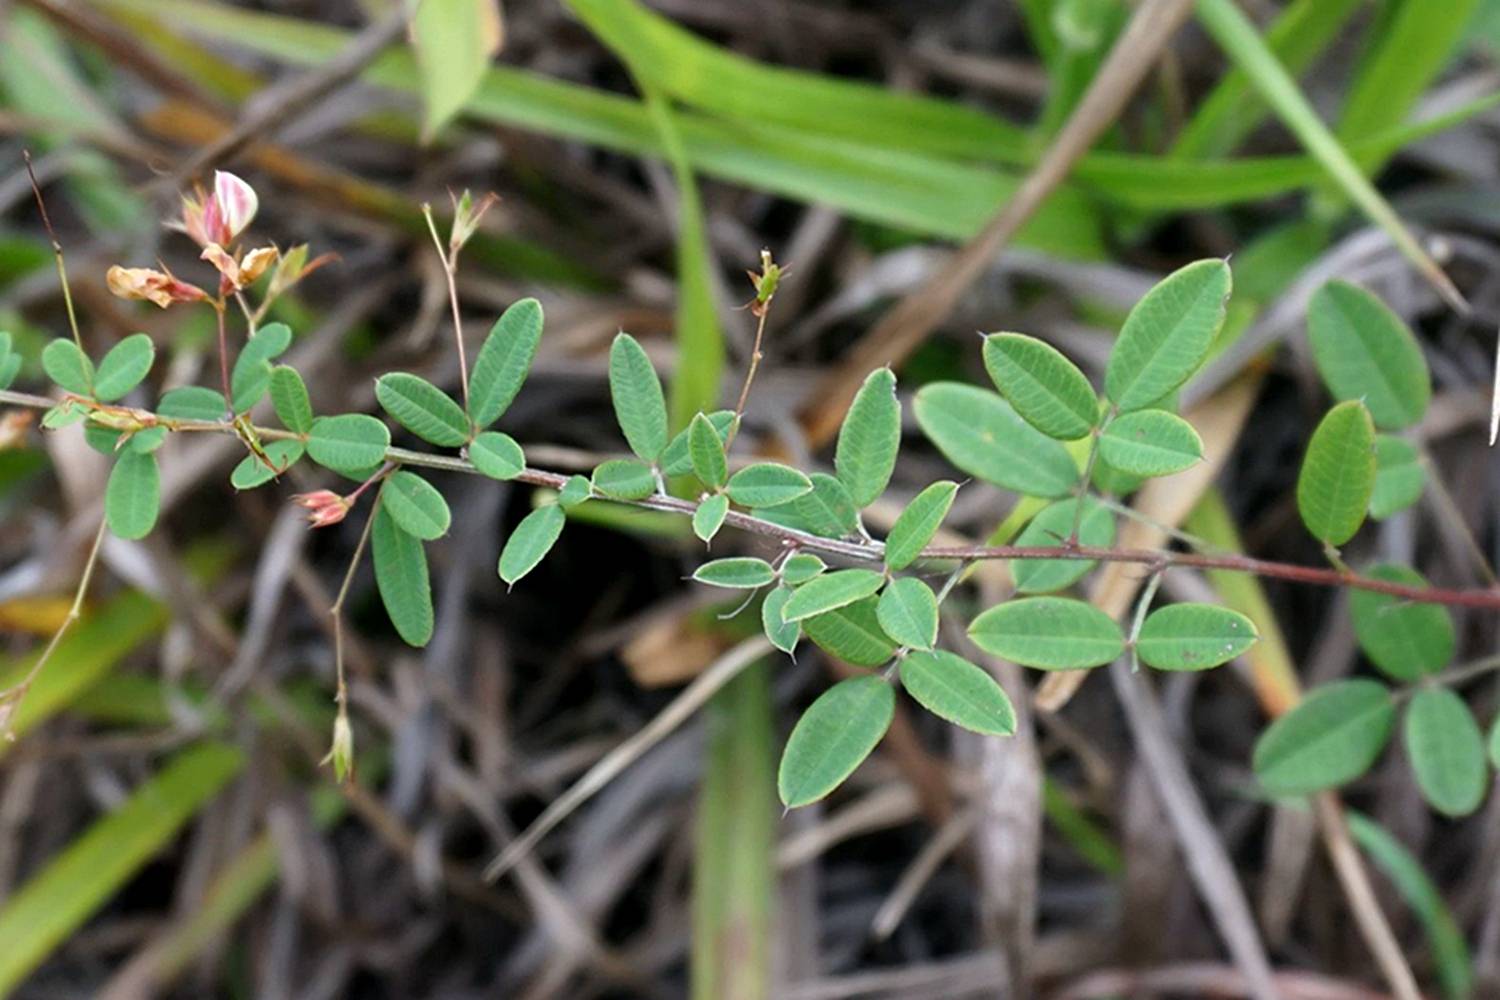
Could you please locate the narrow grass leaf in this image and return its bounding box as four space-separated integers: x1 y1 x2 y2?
381 471 451 540
468 430 525 480
726 463 812 508
1135 603 1258 671
688 412 728 488
105 451 160 540
609 333 668 461
499 503 565 585
1012 497 1115 594
1296 400 1375 545
835 368 900 508
92 333 154 401
0 743 243 997
1252 678 1395 795
469 297 543 427
41 338 93 396
694 557 775 589
590 458 656 499
1307 281 1431 430
899 649 1015 736
968 596 1123 670
376 372 471 447
1098 410 1203 477
1104 259 1231 412
1349 563 1454 681
782 569 884 622
884 480 958 571
761 586 800 655
1370 436 1424 519
693 493 729 543
229 440 304 490
914 383 1078 498
983 333 1097 440
777 676 894 807
802 596 896 666
875 577 938 650
269 364 313 434
371 505 433 647
1404 687 1487 817
411 0 501 137
307 414 391 477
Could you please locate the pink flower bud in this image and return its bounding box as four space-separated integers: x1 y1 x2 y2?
213 171 258 242
106 265 209 308
291 490 351 528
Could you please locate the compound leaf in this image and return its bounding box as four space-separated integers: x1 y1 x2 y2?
835 367 900 508
41 339 93 396
693 557 775 589
899 650 1015 736
884 480 958 571
803 596 896 667
591 458 656 499
783 569 885 622
104 450 160 540
1296 400 1375 545
371 505 433 647
1404 687 1486 817
609 333 668 462
983 332 1096 439
692 492 730 543
726 463 812 508
376 372 470 447
499 503 565 585
1136 603 1257 671
914 383 1077 498
468 430 525 480
1104 259 1231 411
92 333 154 402
269 364 313 434
968 597 1123 670
1307 280 1430 431
1349 563 1453 681
1253 679 1394 795
778 676 894 807
469 297 543 427
307 414 391 477
381 471 451 540
761 586 801 655
875 577 938 650
1098 409 1203 477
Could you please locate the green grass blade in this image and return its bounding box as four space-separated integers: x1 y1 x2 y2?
0 742 244 995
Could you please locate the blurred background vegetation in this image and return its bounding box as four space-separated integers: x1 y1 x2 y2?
1 0 1499 997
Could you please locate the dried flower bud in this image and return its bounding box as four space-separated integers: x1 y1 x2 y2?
213 170 258 242
292 489 352 528
264 244 337 305
322 710 355 784
0 410 34 451
106 265 209 308
448 189 499 257
238 246 279 286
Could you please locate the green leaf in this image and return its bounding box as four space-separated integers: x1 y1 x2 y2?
0 743 243 998
609 333 668 462
1307 281 1431 431
777 676 894 807
1491 714 1500 771
726 463 812 508
875 577 938 650
156 386 225 422
982 332 1097 440
411 0 501 137
661 410 733 476
899 650 1015 736
0 353 20 392
1135 603 1258 671
92 333 154 402
380 471 451 540
499 503 565 585
1349 563 1454 682
835 368 901 508
1253 679 1394 795
968 597 1124 670
104 451 160 540
884 480 958 571
41 401 85 429
371 505 433 647
468 430 525 480
688 412 728 488
761 586 800 655
229 440 304 490
913 383 1078 498
558 475 592 508
41 338 93 396
1104 259 1231 411
752 472 859 538
469 297 544 427
1296 400 1376 546
375 372 470 447
591 458 657 499
307 414 391 477
694 557 775 589
269 365 313 434
783 569 885 622
1369 436 1424 520
229 322 292 414
692 492 729 543
124 427 166 455
802 597 896 666
1012 497 1115 594
1098 410 1203 477
780 553 826 585
1404 687 1486 817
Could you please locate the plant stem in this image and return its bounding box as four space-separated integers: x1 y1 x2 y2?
423 204 470 414
214 302 232 412
0 518 109 740
723 305 769 454
23 151 84 353
2 389 1499 611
